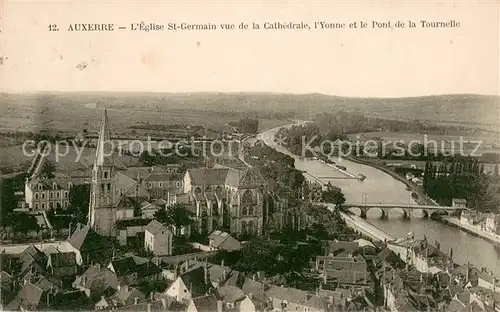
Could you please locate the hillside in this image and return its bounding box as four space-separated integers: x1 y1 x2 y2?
1 92 498 130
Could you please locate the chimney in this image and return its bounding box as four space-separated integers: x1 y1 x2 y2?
134 297 138 305
221 259 224 267
124 285 129 293
147 303 151 312
252 274 256 281
217 300 224 312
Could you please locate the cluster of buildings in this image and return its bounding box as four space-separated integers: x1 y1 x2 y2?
0 230 384 312
460 210 500 237
380 236 500 311
22 109 299 241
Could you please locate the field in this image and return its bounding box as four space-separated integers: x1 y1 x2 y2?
0 95 289 135
1 92 499 132
347 131 500 156
1 91 499 173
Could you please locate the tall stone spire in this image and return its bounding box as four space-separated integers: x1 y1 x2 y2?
94 107 112 167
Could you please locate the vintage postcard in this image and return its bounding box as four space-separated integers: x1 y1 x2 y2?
0 1 499 311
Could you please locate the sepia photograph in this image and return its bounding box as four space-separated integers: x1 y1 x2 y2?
0 1 499 311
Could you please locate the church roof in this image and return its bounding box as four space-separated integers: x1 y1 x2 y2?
187 167 266 188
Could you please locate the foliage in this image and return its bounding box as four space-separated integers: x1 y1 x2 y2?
11 213 39 234
231 236 322 276
46 208 72 233
172 236 195 255
139 147 201 167
423 158 500 212
154 203 195 236
321 182 346 207
40 160 56 179
0 173 26 227
68 184 90 224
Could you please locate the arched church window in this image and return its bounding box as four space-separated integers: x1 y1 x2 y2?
205 186 211 193
241 221 247 234
242 190 254 204
249 207 254 215
242 207 248 216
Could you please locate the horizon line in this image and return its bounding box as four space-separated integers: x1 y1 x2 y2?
2 90 500 100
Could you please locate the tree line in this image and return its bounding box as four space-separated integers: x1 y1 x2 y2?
423 158 500 212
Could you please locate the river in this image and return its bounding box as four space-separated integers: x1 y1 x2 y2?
258 125 500 274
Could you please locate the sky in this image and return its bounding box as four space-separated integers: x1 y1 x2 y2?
1 1 499 97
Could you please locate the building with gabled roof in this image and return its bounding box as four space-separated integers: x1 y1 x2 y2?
5 281 45 311
163 265 212 302
67 223 114 265
186 294 219 312
145 220 173 256
107 255 162 285
73 263 120 299
46 251 78 278
208 230 241 252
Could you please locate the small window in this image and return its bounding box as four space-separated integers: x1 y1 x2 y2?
56 192 59 198
52 182 57 190
68 182 73 189
64 192 68 198
42 193 45 199
176 182 181 188
38 184 42 191
64 202 69 208
35 193 39 200
107 184 111 191
35 203 39 209
159 182 163 188
104 172 108 179
161 231 164 234
41 203 45 209
148 182 152 188
50 192 53 199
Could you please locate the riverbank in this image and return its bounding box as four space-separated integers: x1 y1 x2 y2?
346 156 436 206
441 216 500 245
320 203 396 242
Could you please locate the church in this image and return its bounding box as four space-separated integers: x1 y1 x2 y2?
87 109 150 236
87 109 300 238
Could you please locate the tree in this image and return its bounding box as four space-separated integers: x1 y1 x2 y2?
69 184 90 224
40 161 56 179
154 203 195 236
321 183 346 208
12 213 39 236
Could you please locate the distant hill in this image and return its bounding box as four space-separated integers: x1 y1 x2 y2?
1 92 498 129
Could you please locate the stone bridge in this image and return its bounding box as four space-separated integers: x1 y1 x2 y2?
325 202 465 219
